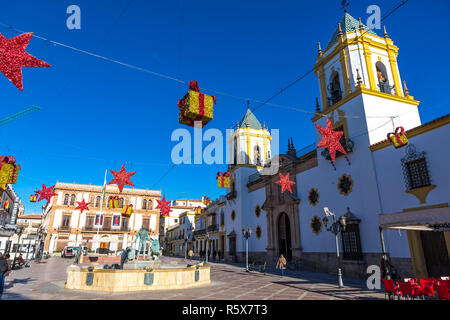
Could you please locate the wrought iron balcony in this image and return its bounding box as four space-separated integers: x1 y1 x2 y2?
58 225 70 231
194 229 206 236
226 190 237 200
207 224 218 232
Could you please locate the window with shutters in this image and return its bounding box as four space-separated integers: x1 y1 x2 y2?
70 194 76 205
143 218 150 230
63 194 69 205
61 215 71 228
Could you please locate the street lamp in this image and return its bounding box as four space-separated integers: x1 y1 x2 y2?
242 226 252 272
322 207 346 288
12 225 24 269
184 234 188 260
205 232 210 263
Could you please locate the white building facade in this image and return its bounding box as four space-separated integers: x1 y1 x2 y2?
210 12 450 278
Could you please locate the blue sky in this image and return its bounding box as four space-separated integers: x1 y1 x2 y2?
1 0 449 215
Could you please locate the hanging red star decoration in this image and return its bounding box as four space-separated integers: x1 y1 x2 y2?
75 199 90 214
0 32 51 91
275 173 296 194
156 196 172 217
315 118 346 163
108 164 135 193
35 184 57 203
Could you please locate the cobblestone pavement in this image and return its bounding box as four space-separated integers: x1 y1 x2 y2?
0 256 384 300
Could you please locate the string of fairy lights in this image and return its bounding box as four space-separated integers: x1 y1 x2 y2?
0 0 413 196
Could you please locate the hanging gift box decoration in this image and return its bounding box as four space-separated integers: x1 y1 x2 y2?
216 171 231 188
387 127 408 148
108 196 120 209
3 199 9 210
0 156 20 189
121 204 133 217
202 196 211 206
177 81 217 128
194 206 203 215
30 194 38 202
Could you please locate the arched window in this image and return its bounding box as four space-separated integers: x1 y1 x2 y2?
376 61 392 94
148 199 153 210
95 196 101 208
70 194 76 205
254 145 261 165
328 71 342 105
119 198 124 208
63 194 69 205
142 199 147 210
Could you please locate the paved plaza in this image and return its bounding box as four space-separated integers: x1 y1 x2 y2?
0 256 385 300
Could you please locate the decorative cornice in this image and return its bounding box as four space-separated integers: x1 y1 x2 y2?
311 86 420 122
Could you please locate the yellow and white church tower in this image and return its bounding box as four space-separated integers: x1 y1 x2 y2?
228 105 272 168
313 12 421 146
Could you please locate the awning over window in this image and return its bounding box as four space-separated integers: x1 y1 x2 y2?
379 205 450 231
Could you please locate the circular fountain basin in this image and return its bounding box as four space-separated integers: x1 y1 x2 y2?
65 262 211 292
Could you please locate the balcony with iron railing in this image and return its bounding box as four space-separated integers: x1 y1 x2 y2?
82 226 130 232
58 225 70 232
207 224 219 232
194 229 206 236
226 190 237 200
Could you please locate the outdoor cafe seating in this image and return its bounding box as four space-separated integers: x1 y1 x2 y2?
382 276 450 300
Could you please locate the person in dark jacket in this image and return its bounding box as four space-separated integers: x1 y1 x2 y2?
0 253 10 298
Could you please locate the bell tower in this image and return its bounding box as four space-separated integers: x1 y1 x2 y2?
313 12 421 145
228 104 271 169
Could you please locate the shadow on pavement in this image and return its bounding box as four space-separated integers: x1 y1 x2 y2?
5 277 36 289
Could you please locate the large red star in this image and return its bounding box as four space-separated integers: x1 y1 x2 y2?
75 199 90 214
156 196 172 217
275 173 296 194
0 32 50 91
108 164 135 193
315 118 346 163
35 184 57 203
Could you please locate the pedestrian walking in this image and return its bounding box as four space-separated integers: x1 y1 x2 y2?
0 253 11 299
218 250 222 261
276 254 287 277
213 249 217 261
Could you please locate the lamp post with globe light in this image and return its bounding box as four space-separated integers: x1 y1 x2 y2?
323 207 347 288
242 226 252 272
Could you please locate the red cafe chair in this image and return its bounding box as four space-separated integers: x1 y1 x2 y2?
397 280 423 300
382 279 400 300
419 278 435 298
436 281 450 300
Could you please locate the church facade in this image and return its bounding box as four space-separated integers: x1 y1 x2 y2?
207 12 450 278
